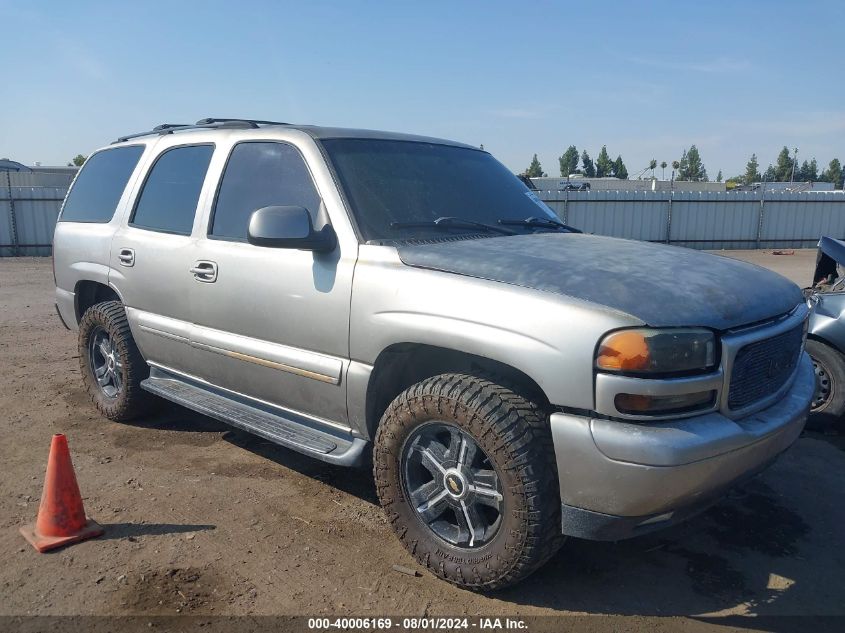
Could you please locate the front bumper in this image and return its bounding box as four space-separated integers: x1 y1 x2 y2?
550 353 814 540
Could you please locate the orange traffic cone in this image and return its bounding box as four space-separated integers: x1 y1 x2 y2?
20 434 104 552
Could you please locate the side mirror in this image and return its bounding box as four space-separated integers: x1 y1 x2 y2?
247 206 337 252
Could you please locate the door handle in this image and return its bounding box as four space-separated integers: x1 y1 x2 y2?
190 260 218 283
118 248 135 267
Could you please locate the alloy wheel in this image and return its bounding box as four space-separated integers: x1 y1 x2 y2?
401 422 504 548
89 326 123 399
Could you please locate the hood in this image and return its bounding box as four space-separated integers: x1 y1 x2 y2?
396 233 803 330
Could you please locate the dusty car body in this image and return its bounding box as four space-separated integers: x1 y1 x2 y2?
53 118 814 589
805 236 845 424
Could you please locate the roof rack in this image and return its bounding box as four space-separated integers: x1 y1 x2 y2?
113 118 289 144
195 117 289 126
152 123 189 132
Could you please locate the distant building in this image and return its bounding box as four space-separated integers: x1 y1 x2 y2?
530 176 726 193
0 159 77 187
0 159 31 172
733 181 836 193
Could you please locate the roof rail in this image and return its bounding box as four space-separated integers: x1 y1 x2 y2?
152 123 189 132
113 118 288 144
195 117 289 126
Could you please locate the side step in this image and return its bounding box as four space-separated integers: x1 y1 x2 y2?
140 371 366 466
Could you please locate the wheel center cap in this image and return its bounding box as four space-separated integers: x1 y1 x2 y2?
443 469 467 498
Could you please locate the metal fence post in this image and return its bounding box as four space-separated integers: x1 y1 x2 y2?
3 170 20 256
756 187 765 249
666 191 673 244
563 187 569 225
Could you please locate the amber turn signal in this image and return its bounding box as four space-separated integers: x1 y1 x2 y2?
596 330 650 371
615 391 716 415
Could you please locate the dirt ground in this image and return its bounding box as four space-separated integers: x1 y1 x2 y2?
1 251 844 622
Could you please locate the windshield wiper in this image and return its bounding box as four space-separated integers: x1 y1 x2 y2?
390 216 516 235
498 216 582 233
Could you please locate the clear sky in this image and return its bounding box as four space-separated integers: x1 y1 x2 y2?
2 1 843 179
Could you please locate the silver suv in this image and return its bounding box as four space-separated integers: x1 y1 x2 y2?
53 118 814 590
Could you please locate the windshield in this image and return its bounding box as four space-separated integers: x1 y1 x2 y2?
321 139 560 241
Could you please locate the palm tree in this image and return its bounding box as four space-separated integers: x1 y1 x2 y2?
660 161 667 180
649 159 657 178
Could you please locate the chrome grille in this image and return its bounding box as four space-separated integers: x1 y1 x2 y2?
728 324 804 410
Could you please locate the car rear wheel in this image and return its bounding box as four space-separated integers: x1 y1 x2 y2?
79 300 156 422
806 339 845 429
373 373 564 590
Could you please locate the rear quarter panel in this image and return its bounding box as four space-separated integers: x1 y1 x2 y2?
52 142 154 328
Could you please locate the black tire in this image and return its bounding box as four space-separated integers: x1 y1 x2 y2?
806 338 845 430
373 373 564 590
78 300 155 422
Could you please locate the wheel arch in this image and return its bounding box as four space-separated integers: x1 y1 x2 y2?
807 332 845 356
364 342 551 439
73 280 122 324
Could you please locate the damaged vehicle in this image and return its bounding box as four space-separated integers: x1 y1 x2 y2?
53 119 814 590
806 236 845 426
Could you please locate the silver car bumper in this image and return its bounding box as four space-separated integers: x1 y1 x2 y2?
550 353 814 540
55 287 77 331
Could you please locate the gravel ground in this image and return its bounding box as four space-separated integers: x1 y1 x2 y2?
1 252 843 622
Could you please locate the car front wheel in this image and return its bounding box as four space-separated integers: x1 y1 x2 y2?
373 373 564 590
806 338 845 429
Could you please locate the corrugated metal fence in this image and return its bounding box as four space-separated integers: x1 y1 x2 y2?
1 171 72 257
3 177 845 256
539 189 845 250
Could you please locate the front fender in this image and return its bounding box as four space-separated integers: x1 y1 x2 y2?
349 245 641 411
809 292 845 353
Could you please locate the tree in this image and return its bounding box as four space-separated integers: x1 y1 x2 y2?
688 146 707 181
678 145 707 181
595 145 614 177
797 160 809 181
763 164 777 182
70 154 86 167
524 154 546 177
670 160 680 187
716 170 723 182
581 150 596 177
613 155 628 179
798 158 819 182
649 159 657 178
822 158 843 189
744 153 761 184
558 145 579 177
677 150 688 180
660 161 667 180
774 146 794 181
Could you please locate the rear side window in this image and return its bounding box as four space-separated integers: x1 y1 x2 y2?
131 144 214 235
210 142 321 240
60 145 144 223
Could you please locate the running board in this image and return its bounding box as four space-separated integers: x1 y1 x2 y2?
140 371 366 466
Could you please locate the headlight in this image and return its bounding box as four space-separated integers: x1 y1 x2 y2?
596 328 717 375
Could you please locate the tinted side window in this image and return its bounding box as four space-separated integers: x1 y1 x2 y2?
61 145 144 222
131 145 214 235
211 142 320 240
